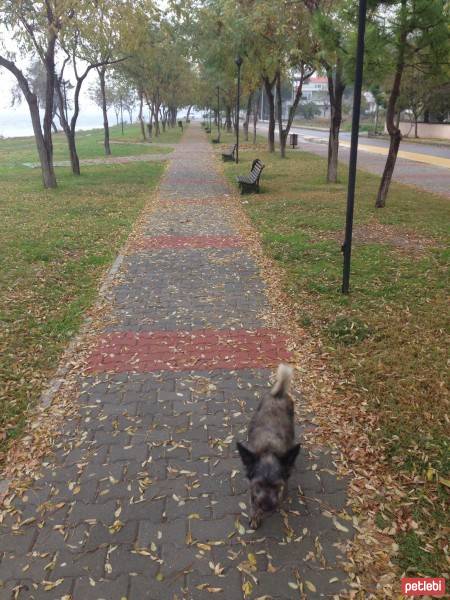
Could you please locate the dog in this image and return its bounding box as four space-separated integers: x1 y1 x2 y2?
237 364 300 529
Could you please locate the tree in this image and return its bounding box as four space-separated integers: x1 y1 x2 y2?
373 0 449 207
298 100 322 120
11 60 61 132
64 0 136 159
310 1 350 183
273 1 316 158
0 1 74 188
54 44 126 174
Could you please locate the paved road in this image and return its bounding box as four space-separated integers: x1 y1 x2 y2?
257 122 450 198
290 125 450 159
0 123 353 599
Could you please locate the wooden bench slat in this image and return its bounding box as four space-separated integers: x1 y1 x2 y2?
221 144 237 162
236 158 265 194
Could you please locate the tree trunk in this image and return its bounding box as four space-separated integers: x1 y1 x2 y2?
52 120 58 133
225 105 232 132
375 0 407 208
263 75 276 153
275 70 287 157
0 56 57 188
55 61 92 176
98 67 111 155
138 90 146 140
154 103 160 136
55 91 81 176
414 116 418 138
278 63 312 158
326 59 345 183
375 132 401 207
42 34 57 187
66 129 80 175
253 91 261 145
186 105 192 122
243 92 253 142
29 93 57 188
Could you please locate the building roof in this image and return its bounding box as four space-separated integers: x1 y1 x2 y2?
306 76 328 84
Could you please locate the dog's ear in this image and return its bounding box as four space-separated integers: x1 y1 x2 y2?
237 442 257 471
280 443 301 470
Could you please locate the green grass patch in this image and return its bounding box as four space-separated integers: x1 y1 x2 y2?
0 123 174 460
0 123 182 168
221 140 449 577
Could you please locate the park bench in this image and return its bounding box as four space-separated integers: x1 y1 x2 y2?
221 144 237 162
237 158 265 194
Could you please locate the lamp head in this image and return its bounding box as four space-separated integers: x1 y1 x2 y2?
235 55 243 68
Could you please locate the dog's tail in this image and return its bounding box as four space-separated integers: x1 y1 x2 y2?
271 364 293 398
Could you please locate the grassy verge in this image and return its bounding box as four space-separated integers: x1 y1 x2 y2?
219 130 449 577
0 123 182 462
2 123 180 167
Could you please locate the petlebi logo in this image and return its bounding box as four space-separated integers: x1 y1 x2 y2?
401 578 446 597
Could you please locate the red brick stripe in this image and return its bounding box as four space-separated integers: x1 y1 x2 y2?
133 235 242 250
86 329 291 373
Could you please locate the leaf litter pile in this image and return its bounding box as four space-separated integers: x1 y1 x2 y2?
1 129 447 599
1 158 353 599
219 147 449 596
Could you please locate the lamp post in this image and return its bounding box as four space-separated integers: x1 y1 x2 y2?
217 85 221 142
342 0 367 294
235 55 243 163
209 106 212 132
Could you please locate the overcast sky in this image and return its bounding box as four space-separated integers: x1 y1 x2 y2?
0 26 116 137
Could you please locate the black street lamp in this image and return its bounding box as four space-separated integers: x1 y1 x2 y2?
235 55 243 164
342 0 367 294
216 85 221 142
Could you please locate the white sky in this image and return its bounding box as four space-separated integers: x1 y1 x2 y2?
0 26 115 136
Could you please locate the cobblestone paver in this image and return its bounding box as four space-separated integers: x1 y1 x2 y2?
1 124 353 599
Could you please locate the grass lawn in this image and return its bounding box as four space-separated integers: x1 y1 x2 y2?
0 123 178 167
217 129 449 577
0 123 183 463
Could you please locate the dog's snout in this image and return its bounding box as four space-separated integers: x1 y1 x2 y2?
261 497 277 512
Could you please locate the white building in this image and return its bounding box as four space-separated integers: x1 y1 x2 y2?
294 76 330 118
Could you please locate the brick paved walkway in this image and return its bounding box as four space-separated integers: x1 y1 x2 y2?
0 124 353 599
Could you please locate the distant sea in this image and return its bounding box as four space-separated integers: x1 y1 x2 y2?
0 106 196 138
0 105 117 138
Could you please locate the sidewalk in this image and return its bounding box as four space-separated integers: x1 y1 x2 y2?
257 122 450 198
0 123 353 600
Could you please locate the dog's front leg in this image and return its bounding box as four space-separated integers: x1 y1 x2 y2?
249 495 262 529
249 508 262 529
282 480 289 501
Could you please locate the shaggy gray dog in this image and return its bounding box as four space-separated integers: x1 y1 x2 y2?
237 364 300 529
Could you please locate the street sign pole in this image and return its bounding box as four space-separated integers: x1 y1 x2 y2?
342 0 367 294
